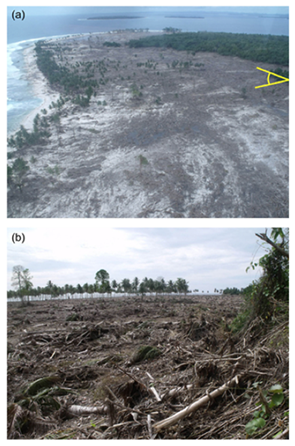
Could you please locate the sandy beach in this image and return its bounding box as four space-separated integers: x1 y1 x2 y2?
8 32 289 218
20 44 61 132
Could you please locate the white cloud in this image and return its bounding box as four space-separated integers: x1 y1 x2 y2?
7 227 266 292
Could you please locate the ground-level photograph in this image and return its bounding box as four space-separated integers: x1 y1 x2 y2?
7 227 289 439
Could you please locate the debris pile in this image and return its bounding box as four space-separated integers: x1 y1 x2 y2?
7 294 288 439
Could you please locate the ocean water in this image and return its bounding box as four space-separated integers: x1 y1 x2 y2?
7 40 44 134
7 7 289 135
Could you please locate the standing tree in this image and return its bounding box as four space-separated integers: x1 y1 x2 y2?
175 278 189 295
167 280 177 293
95 269 110 292
147 278 155 294
11 158 30 191
139 281 147 297
121 278 132 294
111 279 118 293
132 277 139 293
11 265 33 304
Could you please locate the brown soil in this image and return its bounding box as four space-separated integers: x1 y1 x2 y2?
7 294 289 439
7 31 288 218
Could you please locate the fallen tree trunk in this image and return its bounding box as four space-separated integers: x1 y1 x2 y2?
66 404 108 417
153 375 240 431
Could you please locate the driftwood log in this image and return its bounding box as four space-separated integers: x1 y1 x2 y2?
153 375 240 431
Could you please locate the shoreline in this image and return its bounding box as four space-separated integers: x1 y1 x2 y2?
19 44 60 133
10 32 100 136
9 30 164 137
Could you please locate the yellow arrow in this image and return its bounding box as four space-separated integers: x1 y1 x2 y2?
255 67 289 89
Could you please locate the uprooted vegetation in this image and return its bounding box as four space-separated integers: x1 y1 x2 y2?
7 289 288 439
7 31 288 218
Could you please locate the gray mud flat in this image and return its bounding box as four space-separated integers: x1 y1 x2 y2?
8 32 289 218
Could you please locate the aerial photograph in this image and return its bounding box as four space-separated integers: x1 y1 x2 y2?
7 6 289 217
7 227 289 439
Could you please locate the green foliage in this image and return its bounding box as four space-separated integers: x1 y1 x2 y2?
230 306 251 333
25 376 60 397
103 41 121 47
34 41 97 98
8 120 51 149
163 27 182 33
175 277 189 294
245 383 285 437
139 154 148 167
11 158 30 185
87 128 100 134
241 87 247 99
8 274 191 299
11 266 33 303
95 269 110 288
128 32 289 65
130 83 142 98
231 229 289 333
66 313 80 322
223 287 241 295
73 94 90 107
245 418 266 436
7 135 16 148
270 67 289 80
7 165 13 185
46 165 61 176
132 345 161 363
250 233 288 321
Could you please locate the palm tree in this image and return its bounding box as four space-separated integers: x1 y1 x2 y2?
132 277 139 293
121 278 131 294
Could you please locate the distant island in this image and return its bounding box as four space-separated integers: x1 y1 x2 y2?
87 16 143 20
258 14 288 18
165 16 204 19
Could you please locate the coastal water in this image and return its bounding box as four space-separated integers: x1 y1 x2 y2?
7 40 43 134
7 7 289 135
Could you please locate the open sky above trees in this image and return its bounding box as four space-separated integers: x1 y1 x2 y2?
7 227 267 293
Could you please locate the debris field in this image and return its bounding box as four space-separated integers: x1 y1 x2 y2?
7 294 289 439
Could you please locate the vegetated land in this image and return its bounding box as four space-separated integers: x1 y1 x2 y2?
128 32 289 66
7 293 288 439
7 31 289 218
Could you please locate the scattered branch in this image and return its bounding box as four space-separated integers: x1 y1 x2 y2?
153 375 240 431
255 233 289 258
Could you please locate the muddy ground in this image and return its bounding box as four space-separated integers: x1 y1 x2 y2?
7 294 289 439
7 31 289 218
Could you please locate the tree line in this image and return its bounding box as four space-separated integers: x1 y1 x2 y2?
8 266 250 303
34 40 98 104
128 31 289 66
7 267 193 302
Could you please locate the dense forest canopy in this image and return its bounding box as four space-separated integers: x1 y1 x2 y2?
128 31 289 66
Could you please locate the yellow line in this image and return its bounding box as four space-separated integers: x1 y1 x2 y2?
255 66 289 89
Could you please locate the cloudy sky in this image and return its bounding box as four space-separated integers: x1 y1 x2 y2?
6 4 289 16
7 227 270 293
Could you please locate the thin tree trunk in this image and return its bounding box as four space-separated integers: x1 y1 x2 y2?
153 375 240 431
